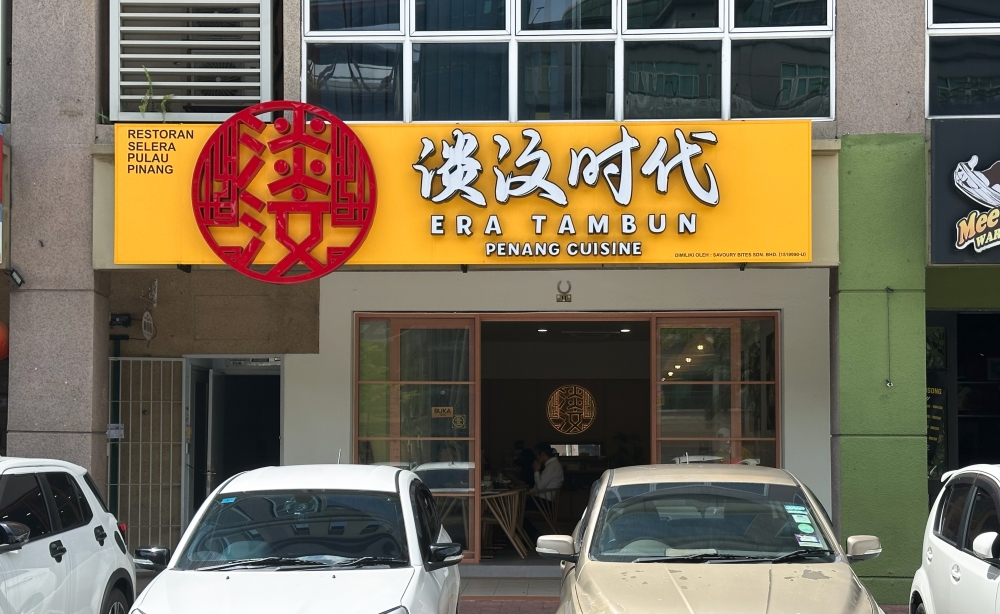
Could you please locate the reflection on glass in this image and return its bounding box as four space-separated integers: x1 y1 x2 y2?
958 384 1000 415
934 0 1000 24
310 0 400 30
625 41 721 119
400 385 472 437
734 0 826 27
413 44 508 121
659 327 731 381
659 384 731 438
416 0 506 30
930 36 1000 116
404 440 473 490
627 0 717 29
659 440 730 464
741 319 776 381
522 0 611 29
436 496 472 549
740 384 776 438
520 42 614 120
737 440 776 467
359 320 390 381
731 38 830 118
400 328 470 381
358 439 389 465
307 43 402 121
358 384 391 437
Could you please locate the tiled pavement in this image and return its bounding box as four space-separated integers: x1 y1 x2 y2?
460 578 561 598
460 601 909 613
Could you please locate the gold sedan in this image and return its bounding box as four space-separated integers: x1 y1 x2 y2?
536 465 885 614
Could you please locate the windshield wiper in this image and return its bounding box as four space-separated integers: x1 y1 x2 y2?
770 549 837 564
198 556 336 571
332 556 409 568
632 553 762 563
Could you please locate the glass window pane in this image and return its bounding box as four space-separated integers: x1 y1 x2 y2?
306 43 403 121
625 41 721 120
413 43 509 121
358 384 391 437
435 496 472 550
659 327 731 382
627 0 717 29
740 384 776 438
934 0 1000 24
938 482 973 542
416 0 506 30
659 384 731 438
736 440 776 467
659 440 731 464
731 38 830 118
359 320 390 381
0 474 52 539
520 42 615 120
930 36 1000 117
734 0 827 27
741 318 775 381
44 473 89 531
310 0 400 31
400 384 472 437
965 488 1000 549
399 328 471 381
522 0 611 29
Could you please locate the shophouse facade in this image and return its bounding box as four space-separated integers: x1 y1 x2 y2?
0 0 948 604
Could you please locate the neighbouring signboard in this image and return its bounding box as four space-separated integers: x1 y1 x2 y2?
114 103 813 282
931 119 1000 264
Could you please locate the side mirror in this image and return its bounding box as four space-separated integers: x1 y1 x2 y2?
846 535 882 563
134 546 171 571
0 522 30 553
973 532 1000 562
536 535 577 563
426 543 463 571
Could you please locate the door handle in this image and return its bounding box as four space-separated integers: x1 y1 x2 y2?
94 526 107 546
951 564 961 582
926 547 933 563
49 540 67 563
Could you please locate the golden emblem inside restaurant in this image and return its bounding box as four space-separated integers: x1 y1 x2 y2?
546 385 597 435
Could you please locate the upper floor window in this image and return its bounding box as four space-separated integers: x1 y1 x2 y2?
110 0 274 122
928 0 1000 117
303 0 834 122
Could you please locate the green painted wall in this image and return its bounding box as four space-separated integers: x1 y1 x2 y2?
836 134 927 605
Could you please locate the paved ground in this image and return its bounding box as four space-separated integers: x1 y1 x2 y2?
459 599 909 614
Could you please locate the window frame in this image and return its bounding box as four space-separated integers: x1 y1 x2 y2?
925 0 1000 118
934 474 976 546
40 472 94 533
302 0 835 122
0 472 56 543
961 477 1000 556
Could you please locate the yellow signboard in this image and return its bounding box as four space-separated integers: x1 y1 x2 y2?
115 120 811 266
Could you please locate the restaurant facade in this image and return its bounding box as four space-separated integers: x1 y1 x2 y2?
0 0 952 604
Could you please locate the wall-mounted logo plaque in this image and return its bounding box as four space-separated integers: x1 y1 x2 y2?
546 385 596 435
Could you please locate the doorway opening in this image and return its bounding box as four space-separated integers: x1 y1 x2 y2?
187 358 281 516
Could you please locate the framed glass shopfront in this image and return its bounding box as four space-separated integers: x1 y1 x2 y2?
354 311 779 561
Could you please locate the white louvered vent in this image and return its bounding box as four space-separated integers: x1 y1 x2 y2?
111 0 272 121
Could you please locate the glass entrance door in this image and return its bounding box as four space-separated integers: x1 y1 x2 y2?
655 316 778 465
356 317 478 556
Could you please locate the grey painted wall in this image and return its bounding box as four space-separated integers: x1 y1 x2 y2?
282 267 835 511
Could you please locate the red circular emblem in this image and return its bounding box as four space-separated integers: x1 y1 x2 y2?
192 101 376 284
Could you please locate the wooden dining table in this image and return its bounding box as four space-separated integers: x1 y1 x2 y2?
480 487 530 559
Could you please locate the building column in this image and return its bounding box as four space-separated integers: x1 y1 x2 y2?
834 134 927 604
5 0 110 488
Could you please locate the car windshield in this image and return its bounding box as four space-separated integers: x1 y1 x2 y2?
174 490 410 571
590 481 835 562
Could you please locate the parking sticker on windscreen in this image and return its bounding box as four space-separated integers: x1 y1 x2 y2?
792 514 811 524
784 505 808 513
795 534 822 547
797 523 816 534
221 497 236 504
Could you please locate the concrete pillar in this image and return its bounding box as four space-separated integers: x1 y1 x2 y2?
6 0 110 489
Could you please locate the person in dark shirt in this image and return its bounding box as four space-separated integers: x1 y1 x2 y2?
514 448 536 488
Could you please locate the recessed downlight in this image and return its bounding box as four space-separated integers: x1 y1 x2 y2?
620 328 631 333
537 328 548 333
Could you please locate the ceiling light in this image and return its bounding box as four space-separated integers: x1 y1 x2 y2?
685 357 691 363
660 377 666 382
537 329 548 333
674 365 681 369
697 344 704 350
620 328 631 333
668 372 674 377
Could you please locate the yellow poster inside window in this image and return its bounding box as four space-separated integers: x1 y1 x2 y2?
114 120 811 266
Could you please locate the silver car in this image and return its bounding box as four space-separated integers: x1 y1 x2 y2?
536 464 885 614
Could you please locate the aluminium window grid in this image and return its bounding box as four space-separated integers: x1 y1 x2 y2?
110 0 273 122
302 0 835 122
926 0 1000 118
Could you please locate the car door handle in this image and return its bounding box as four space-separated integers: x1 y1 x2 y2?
951 564 961 582
49 540 66 562
926 547 933 563
94 526 107 546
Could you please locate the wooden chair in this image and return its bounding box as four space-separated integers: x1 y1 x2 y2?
527 487 561 535
481 488 529 558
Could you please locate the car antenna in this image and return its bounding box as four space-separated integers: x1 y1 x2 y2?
337 449 342 464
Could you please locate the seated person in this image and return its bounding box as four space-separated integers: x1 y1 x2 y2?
531 443 563 500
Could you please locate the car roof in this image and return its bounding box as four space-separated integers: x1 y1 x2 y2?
609 464 799 487
412 462 474 471
0 457 87 474
220 464 403 494
942 464 1000 482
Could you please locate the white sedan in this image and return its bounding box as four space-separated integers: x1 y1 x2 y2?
130 464 462 614
911 464 1000 614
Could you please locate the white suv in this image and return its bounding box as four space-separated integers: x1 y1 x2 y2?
911 464 1000 614
0 457 136 614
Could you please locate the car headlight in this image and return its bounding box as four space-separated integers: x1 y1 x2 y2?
378 608 408 614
